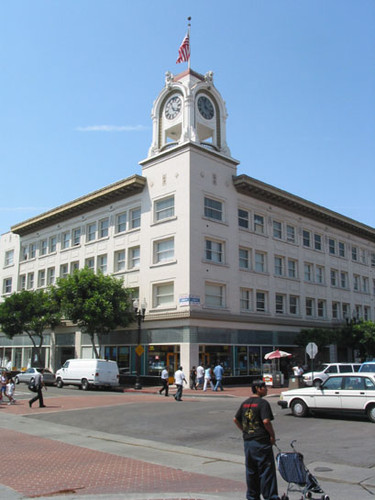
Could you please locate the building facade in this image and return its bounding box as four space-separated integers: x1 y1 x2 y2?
1 68 375 379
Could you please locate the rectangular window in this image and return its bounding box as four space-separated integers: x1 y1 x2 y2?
70 261 79 274
314 234 322 251
340 271 348 289
275 294 285 314
47 267 55 285
332 302 339 319
342 303 350 318
129 247 140 269
238 209 249 229
254 214 265 234
364 306 370 321
274 256 284 276
256 291 267 312
330 269 338 287
304 263 313 282
204 197 223 221
114 250 126 272
62 231 71 249
60 264 69 279
329 238 336 255
305 298 314 317
255 252 266 273
273 221 282 239
205 283 225 308
29 243 37 259
38 270 46 288
154 282 174 308
84 258 95 271
130 207 141 229
338 242 345 257
287 259 297 279
4 250 14 267
3 278 12 294
99 218 109 239
360 249 366 264
86 223 96 242
240 288 252 311
154 238 174 263
155 196 174 221
21 246 28 261
27 272 34 290
316 265 324 284
286 224 296 243
40 239 48 256
362 277 369 293
353 274 360 291
72 228 81 246
49 236 57 253
205 239 223 263
97 255 107 274
317 299 326 318
303 230 311 247
352 246 358 261
239 248 250 270
371 252 375 268
116 212 127 233
19 275 26 290
289 295 299 315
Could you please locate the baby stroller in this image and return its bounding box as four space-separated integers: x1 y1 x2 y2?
276 440 330 500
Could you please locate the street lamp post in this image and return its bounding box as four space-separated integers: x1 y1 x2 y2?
133 299 146 390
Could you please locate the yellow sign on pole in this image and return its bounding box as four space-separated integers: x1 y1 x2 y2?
135 345 144 357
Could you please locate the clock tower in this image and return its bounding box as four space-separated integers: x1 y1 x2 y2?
148 69 231 158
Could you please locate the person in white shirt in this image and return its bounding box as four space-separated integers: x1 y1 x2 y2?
159 368 169 397
29 369 47 408
174 366 187 401
196 364 204 389
203 365 214 391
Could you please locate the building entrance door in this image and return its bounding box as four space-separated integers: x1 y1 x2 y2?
166 352 179 384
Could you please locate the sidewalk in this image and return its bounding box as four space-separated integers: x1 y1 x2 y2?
0 387 374 500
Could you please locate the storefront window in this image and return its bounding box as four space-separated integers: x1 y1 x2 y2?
199 345 232 375
146 345 179 376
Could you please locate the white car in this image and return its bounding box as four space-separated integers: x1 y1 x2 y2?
278 373 375 423
302 362 360 387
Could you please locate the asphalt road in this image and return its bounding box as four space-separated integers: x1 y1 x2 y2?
17 385 375 470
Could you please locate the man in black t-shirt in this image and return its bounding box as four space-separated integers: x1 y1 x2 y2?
234 380 279 500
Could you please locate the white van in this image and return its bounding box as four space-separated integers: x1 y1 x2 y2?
55 359 120 390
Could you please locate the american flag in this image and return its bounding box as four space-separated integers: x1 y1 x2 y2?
176 33 190 64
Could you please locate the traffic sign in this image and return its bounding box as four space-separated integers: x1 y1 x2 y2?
306 342 318 359
135 345 144 356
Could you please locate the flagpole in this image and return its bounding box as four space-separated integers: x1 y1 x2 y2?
187 16 191 70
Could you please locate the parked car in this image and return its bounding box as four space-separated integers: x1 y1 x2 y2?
302 362 361 387
15 368 55 386
278 373 375 423
359 362 375 373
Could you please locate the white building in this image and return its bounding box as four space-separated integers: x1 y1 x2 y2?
1 68 375 379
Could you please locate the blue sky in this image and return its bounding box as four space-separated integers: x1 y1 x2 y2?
1 1 374 236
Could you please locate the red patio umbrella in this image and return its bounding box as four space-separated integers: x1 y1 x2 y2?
264 349 292 360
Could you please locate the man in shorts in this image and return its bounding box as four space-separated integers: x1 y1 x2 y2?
233 380 279 500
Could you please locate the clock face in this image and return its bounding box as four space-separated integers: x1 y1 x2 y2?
197 95 214 120
165 95 182 120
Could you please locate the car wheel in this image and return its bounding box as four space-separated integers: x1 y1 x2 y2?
56 378 64 389
81 379 89 391
291 398 309 417
313 379 322 388
15 376 20 384
367 404 375 423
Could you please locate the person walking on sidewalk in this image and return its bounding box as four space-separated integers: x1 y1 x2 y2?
233 379 279 500
196 364 204 389
203 365 214 391
190 366 197 389
174 366 187 401
159 367 169 396
29 369 47 408
213 362 224 391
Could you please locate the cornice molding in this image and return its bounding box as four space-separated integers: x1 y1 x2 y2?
11 175 146 236
233 174 375 242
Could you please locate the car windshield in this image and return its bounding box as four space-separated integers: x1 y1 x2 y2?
360 364 375 373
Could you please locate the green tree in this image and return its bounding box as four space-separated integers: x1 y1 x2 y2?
55 268 134 358
0 289 61 365
294 327 340 351
353 321 375 359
